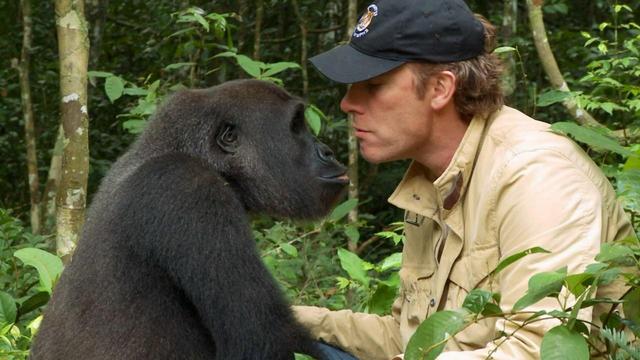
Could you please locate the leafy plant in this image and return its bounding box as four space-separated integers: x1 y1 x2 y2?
0 209 63 359
403 241 640 360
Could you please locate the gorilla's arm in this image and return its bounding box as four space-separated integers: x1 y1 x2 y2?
119 153 317 360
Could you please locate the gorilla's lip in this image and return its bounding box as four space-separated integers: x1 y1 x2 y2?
320 173 349 184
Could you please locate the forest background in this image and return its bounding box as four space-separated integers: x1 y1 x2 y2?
0 0 639 359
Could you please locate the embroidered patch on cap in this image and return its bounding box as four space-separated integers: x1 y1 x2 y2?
353 4 378 38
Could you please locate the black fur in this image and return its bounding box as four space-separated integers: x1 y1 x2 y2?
30 80 347 359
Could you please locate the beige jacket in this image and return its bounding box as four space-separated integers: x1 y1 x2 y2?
295 106 636 360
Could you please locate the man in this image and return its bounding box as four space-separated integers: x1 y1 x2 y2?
295 0 636 359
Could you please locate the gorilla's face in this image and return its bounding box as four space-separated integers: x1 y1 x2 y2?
205 80 348 219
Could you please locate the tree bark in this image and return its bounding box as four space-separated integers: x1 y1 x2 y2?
237 0 248 53
291 0 309 97
16 0 42 234
42 125 64 236
526 0 600 127
346 0 359 252
253 0 263 61
501 0 517 98
87 0 108 69
526 0 639 141
55 0 90 262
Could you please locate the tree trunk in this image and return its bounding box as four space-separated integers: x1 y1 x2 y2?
346 0 358 252
526 0 638 141
253 0 263 61
501 0 517 98
16 0 41 234
55 0 90 262
87 0 108 69
291 0 309 97
237 0 248 53
526 0 600 127
42 125 64 236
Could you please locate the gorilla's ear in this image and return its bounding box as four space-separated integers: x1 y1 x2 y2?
216 123 239 154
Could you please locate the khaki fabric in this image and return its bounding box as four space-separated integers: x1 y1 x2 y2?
294 106 636 360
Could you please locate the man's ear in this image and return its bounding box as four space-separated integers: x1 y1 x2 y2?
429 71 456 111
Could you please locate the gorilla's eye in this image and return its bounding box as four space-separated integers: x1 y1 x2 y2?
216 123 239 153
221 126 237 143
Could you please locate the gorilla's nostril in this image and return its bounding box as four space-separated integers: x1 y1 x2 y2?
316 143 335 161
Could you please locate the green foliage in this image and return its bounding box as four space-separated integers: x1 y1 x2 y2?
214 51 300 84
540 325 590 360
404 309 470 360
399 238 640 360
0 209 62 359
513 267 567 311
551 122 635 157
13 249 62 295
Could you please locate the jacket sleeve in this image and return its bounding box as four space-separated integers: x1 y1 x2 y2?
435 149 617 359
293 305 403 360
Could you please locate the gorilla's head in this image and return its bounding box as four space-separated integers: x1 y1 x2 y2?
138 79 348 219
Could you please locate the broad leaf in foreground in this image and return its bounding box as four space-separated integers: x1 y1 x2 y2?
405 309 469 360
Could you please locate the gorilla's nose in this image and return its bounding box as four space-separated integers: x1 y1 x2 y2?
316 142 336 162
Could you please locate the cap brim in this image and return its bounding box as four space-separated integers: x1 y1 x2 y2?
309 44 404 84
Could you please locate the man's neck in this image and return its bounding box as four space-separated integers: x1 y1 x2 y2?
416 109 470 182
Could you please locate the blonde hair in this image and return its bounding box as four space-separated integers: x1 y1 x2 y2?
410 15 504 119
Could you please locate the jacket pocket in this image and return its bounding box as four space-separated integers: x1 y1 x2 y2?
449 245 498 300
399 267 436 327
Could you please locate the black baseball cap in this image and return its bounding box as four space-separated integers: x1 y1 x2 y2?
309 0 485 84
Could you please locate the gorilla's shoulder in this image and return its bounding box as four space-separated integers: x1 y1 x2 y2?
116 153 236 207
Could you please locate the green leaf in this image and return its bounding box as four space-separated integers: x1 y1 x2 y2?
105 76 125 103
623 287 640 326
493 46 517 54
14 248 64 294
540 325 589 360
481 303 503 316
294 353 315 360
235 54 263 78
262 62 300 77
164 62 196 71
337 248 370 288
304 107 322 136
368 284 397 315
551 122 634 157
122 87 149 96
192 12 210 32
462 289 493 315
344 225 360 245
379 253 402 272
537 90 571 107
87 70 114 78
595 268 620 286
122 119 147 134
0 292 16 328
213 51 238 59
564 273 594 297
280 243 298 257
491 247 550 276
513 268 567 311
329 199 358 222
17 292 50 318
596 243 636 264
405 309 469 360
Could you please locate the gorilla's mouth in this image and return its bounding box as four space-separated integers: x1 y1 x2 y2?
320 173 350 184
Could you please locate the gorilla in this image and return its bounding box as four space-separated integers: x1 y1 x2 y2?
30 80 348 360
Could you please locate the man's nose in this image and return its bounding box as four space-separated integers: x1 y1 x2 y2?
340 86 363 115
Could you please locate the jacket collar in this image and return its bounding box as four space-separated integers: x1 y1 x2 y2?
388 111 490 221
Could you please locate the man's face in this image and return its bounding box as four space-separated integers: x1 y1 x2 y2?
340 64 434 164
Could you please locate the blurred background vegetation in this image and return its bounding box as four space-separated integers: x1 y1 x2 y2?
0 0 639 358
